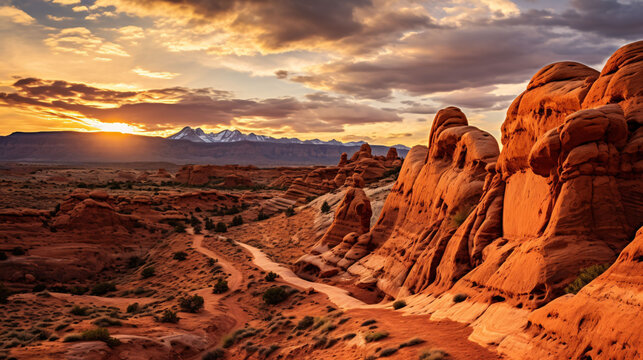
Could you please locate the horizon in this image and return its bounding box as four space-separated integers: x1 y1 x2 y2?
0 0 641 147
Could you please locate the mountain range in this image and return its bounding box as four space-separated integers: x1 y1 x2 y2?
168 127 410 150
0 131 408 166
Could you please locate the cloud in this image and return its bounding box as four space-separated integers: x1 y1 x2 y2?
432 86 515 110
47 14 73 21
0 6 35 25
45 27 130 57
132 67 180 79
92 0 437 55
275 70 288 79
493 0 643 40
49 0 81 5
0 78 401 133
291 25 618 99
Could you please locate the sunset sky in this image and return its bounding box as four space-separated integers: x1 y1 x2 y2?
0 0 640 146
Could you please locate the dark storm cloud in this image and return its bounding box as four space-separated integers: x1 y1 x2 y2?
292 25 619 99
0 78 401 133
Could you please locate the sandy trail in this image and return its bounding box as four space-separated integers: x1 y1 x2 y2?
236 241 368 309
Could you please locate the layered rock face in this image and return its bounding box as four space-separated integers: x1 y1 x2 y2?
281 143 402 203
500 226 642 360
347 107 500 294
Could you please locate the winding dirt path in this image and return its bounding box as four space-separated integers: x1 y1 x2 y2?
236 241 368 309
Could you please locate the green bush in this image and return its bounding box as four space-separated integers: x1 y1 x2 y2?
262 286 289 305
205 218 214 230
80 328 120 347
361 319 376 326
392 300 406 310
212 278 229 294
141 266 156 279
215 222 227 233
202 349 225 360
256 210 269 221
230 215 244 227
321 201 331 213
379 347 398 357
399 338 425 348
453 293 468 303
0 284 9 304
91 282 116 296
127 256 144 268
419 349 449 360
564 263 610 294
296 315 314 330
70 305 89 316
173 251 187 261
63 334 82 342
70 286 89 295
451 206 474 227
159 309 179 323
126 303 139 313
92 317 122 327
264 272 278 282
179 294 204 313
285 206 295 217
364 331 388 342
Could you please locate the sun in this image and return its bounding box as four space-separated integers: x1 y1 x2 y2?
84 119 142 134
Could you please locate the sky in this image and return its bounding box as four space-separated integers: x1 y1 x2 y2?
0 0 640 146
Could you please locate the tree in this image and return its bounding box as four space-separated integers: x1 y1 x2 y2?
179 294 204 313
321 201 331 213
215 222 227 233
212 278 229 294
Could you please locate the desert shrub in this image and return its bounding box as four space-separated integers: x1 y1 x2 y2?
32 284 46 293
70 286 89 295
212 278 229 294
0 284 9 304
222 328 259 348
364 331 389 342
11 247 25 256
264 272 278 282
194 224 202 234
361 319 376 327
70 305 89 316
202 349 225 360
91 282 116 295
399 338 425 348
92 317 122 327
174 223 187 233
173 251 187 261
263 287 289 305
215 222 227 233
451 206 474 227
380 347 398 357
296 316 314 330
321 201 331 213
80 328 120 347
285 206 295 217
63 334 82 342
190 215 201 227
126 303 139 313
179 294 204 313
159 310 179 323
453 293 468 303
127 255 144 268
564 263 610 294
393 300 406 309
141 266 156 278
419 349 449 360
204 217 214 230
256 210 269 221
0 251 6 260
230 215 243 227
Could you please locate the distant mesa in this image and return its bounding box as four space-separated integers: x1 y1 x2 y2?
168 126 410 150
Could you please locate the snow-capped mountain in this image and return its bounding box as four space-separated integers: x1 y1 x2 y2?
168 127 409 149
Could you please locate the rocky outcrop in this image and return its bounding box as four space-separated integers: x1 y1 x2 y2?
281 143 401 204
294 187 372 278
500 226 643 360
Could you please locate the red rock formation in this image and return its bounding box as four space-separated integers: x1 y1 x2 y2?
222 174 254 188
502 226 643 360
294 187 372 278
